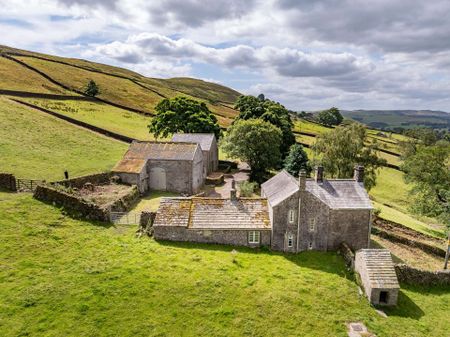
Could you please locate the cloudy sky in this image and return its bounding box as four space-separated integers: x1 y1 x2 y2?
1 0 450 111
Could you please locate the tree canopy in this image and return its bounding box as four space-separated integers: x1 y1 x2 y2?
149 97 221 139
284 143 311 177
316 107 343 126
312 123 386 190
85 80 99 97
402 140 450 227
221 119 282 182
234 95 295 158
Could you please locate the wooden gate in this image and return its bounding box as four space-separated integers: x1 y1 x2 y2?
110 212 141 225
16 179 44 192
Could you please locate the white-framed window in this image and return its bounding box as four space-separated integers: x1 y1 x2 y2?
287 234 294 248
309 218 316 232
288 209 295 223
248 231 260 244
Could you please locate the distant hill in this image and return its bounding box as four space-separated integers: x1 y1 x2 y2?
341 109 450 131
0 45 241 126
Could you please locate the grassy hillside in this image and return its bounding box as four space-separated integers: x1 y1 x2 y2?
1 191 449 337
342 109 450 130
0 97 127 181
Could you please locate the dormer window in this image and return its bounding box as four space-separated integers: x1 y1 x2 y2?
288 209 295 223
309 218 316 232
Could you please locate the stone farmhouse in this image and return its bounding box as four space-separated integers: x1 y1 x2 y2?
153 166 373 252
172 133 218 174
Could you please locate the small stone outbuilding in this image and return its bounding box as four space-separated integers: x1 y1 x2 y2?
112 141 204 195
355 249 400 306
153 196 271 247
172 133 218 174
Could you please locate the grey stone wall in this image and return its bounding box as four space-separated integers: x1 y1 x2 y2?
271 191 300 252
192 147 204 193
154 226 271 248
0 173 17 191
328 209 371 251
395 264 450 286
108 185 140 212
210 137 219 172
54 172 112 188
147 160 193 194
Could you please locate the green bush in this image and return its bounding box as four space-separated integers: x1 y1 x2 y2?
238 181 258 197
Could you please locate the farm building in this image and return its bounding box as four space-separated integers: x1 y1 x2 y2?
112 141 205 195
171 133 218 174
153 166 373 252
355 249 400 306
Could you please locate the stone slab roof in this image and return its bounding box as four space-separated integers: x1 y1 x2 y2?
124 141 199 161
112 158 146 174
356 249 400 289
261 170 299 207
154 197 271 230
172 133 215 151
261 170 372 209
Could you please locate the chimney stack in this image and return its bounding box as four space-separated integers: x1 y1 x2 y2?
299 169 307 191
315 166 324 183
230 179 237 200
354 165 364 183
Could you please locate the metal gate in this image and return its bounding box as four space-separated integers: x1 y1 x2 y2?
110 212 141 225
16 179 44 192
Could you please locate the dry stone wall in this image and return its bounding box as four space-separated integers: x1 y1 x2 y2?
0 173 17 191
53 172 113 188
395 264 450 286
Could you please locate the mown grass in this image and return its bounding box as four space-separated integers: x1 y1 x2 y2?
0 97 127 181
1 191 449 337
0 56 70 94
23 98 154 141
131 191 179 212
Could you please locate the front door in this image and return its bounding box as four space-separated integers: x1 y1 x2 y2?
150 167 166 190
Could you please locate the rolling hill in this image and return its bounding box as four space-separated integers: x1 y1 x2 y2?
341 109 450 131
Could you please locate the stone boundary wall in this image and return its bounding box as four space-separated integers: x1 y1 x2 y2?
395 264 450 286
140 211 156 227
0 173 17 191
53 172 113 188
34 185 108 221
108 185 140 213
338 243 355 269
0 89 96 100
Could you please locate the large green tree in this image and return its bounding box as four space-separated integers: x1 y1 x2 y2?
149 97 220 139
316 107 343 126
234 95 295 158
312 123 386 190
284 143 311 177
221 119 282 182
402 141 450 227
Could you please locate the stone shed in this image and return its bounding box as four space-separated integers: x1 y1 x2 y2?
172 133 218 174
355 249 400 306
112 141 204 195
153 196 271 247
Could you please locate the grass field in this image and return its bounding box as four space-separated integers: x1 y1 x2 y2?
1 191 449 337
23 98 154 141
0 98 127 181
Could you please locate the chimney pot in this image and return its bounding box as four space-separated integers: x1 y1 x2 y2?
315 166 324 183
298 169 307 191
230 179 237 200
354 165 364 183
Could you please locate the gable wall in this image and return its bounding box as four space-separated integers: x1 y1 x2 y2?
210 137 219 171
192 147 205 193
146 159 193 194
271 191 300 252
328 209 371 251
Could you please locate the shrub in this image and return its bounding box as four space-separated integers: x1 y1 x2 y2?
239 181 258 197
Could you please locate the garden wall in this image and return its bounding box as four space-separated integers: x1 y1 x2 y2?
53 172 113 188
0 173 17 191
108 185 140 212
34 185 108 221
395 264 450 286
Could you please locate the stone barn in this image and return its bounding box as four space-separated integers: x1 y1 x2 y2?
355 249 400 306
172 133 218 174
261 165 373 253
112 141 205 195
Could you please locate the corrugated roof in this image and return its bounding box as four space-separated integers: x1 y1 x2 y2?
154 197 270 230
261 170 372 209
261 170 299 207
123 141 199 161
112 158 146 174
357 249 400 289
172 133 215 151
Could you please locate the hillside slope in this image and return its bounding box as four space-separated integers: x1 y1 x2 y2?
0 45 241 125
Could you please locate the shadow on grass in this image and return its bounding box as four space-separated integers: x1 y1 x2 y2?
382 290 425 319
156 239 351 278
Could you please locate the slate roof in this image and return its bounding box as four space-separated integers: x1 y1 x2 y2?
357 249 400 289
112 158 146 174
154 197 271 230
261 170 372 209
172 133 215 151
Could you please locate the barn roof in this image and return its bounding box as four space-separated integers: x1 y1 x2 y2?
125 141 199 161
261 170 372 209
356 249 400 289
111 158 146 174
172 133 216 151
154 197 270 230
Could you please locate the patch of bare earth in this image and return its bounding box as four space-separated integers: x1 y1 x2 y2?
76 184 135 207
